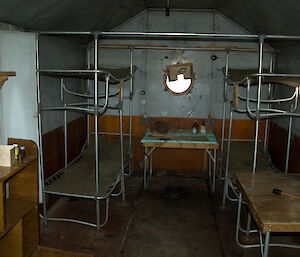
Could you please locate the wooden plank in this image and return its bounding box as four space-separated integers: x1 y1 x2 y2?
236 172 300 233
9 161 38 201
0 72 16 89
0 155 36 182
0 72 16 76
0 198 36 239
0 219 23 257
0 182 5 232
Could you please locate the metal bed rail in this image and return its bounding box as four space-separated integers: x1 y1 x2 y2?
36 32 134 231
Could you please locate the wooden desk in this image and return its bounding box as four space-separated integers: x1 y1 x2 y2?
141 129 218 191
235 172 300 257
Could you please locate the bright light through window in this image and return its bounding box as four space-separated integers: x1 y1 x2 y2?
165 74 192 94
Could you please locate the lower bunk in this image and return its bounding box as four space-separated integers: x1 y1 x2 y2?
42 135 129 230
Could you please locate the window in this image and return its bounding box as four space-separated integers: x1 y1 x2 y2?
164 63 193 95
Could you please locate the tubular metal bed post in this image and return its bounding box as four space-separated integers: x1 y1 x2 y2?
87 46 91 146
264 52 275 152
220 50 230 174
222 104 233 206
93 32 101 231
129 47 134 175
36 33 48 227
285 105 293 174
62 79 68 170
252 36 264 174
119 82 126 202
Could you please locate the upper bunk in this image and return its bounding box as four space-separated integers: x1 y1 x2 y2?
38 66 136 84
224 68 300 88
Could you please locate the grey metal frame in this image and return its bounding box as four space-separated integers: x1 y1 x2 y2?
36 32 135 230
34 30 300 233
220 39 300 206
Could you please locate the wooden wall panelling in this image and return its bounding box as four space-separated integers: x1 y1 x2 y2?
269 122 300 173
42 117 87 209
89 115 266 173
42 117 87 180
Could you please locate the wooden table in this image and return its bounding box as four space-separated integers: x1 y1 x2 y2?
141 129 218 191
235 172 300 257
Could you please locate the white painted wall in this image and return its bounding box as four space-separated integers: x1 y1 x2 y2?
39 35 86 134
92 9 271 120
0 30 38 144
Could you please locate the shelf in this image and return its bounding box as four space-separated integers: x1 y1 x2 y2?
0 198 36 238
0 71 16 89
0 155 36 182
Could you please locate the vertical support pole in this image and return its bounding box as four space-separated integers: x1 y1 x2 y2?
120 99 126 202
222 105 233 206
36 33 47 227
246 211 251 236
129 48 134 175
93 33 101 231
252 36 264 174
150 153 153 177
235 192 242 243
221 50 230 155
285 106 293 174
263 231 271 257
87 46 91 146
208 149 212 184
62 79 68 170
213 149 216 192
264 52 275 152
144 147 148 189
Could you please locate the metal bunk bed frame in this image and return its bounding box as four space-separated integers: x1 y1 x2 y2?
36 32 134 230
221 44 300 207
35 31 300 234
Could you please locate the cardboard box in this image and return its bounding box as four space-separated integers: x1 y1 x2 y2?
0 145 15 167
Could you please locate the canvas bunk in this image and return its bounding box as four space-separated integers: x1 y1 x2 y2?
36 33 135 230
220 50 300 206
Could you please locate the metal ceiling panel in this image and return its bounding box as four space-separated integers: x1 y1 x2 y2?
0 0 146 31
0 0 299 38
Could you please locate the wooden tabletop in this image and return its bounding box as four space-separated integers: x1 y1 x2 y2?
236 172 300 233
141 129 218 149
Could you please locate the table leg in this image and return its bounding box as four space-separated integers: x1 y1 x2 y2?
246 211 251 237
208 150 212 187
143 147 148 189
150 153 153 177
213 149 216 192
263 232 270 257
235 192 243 245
